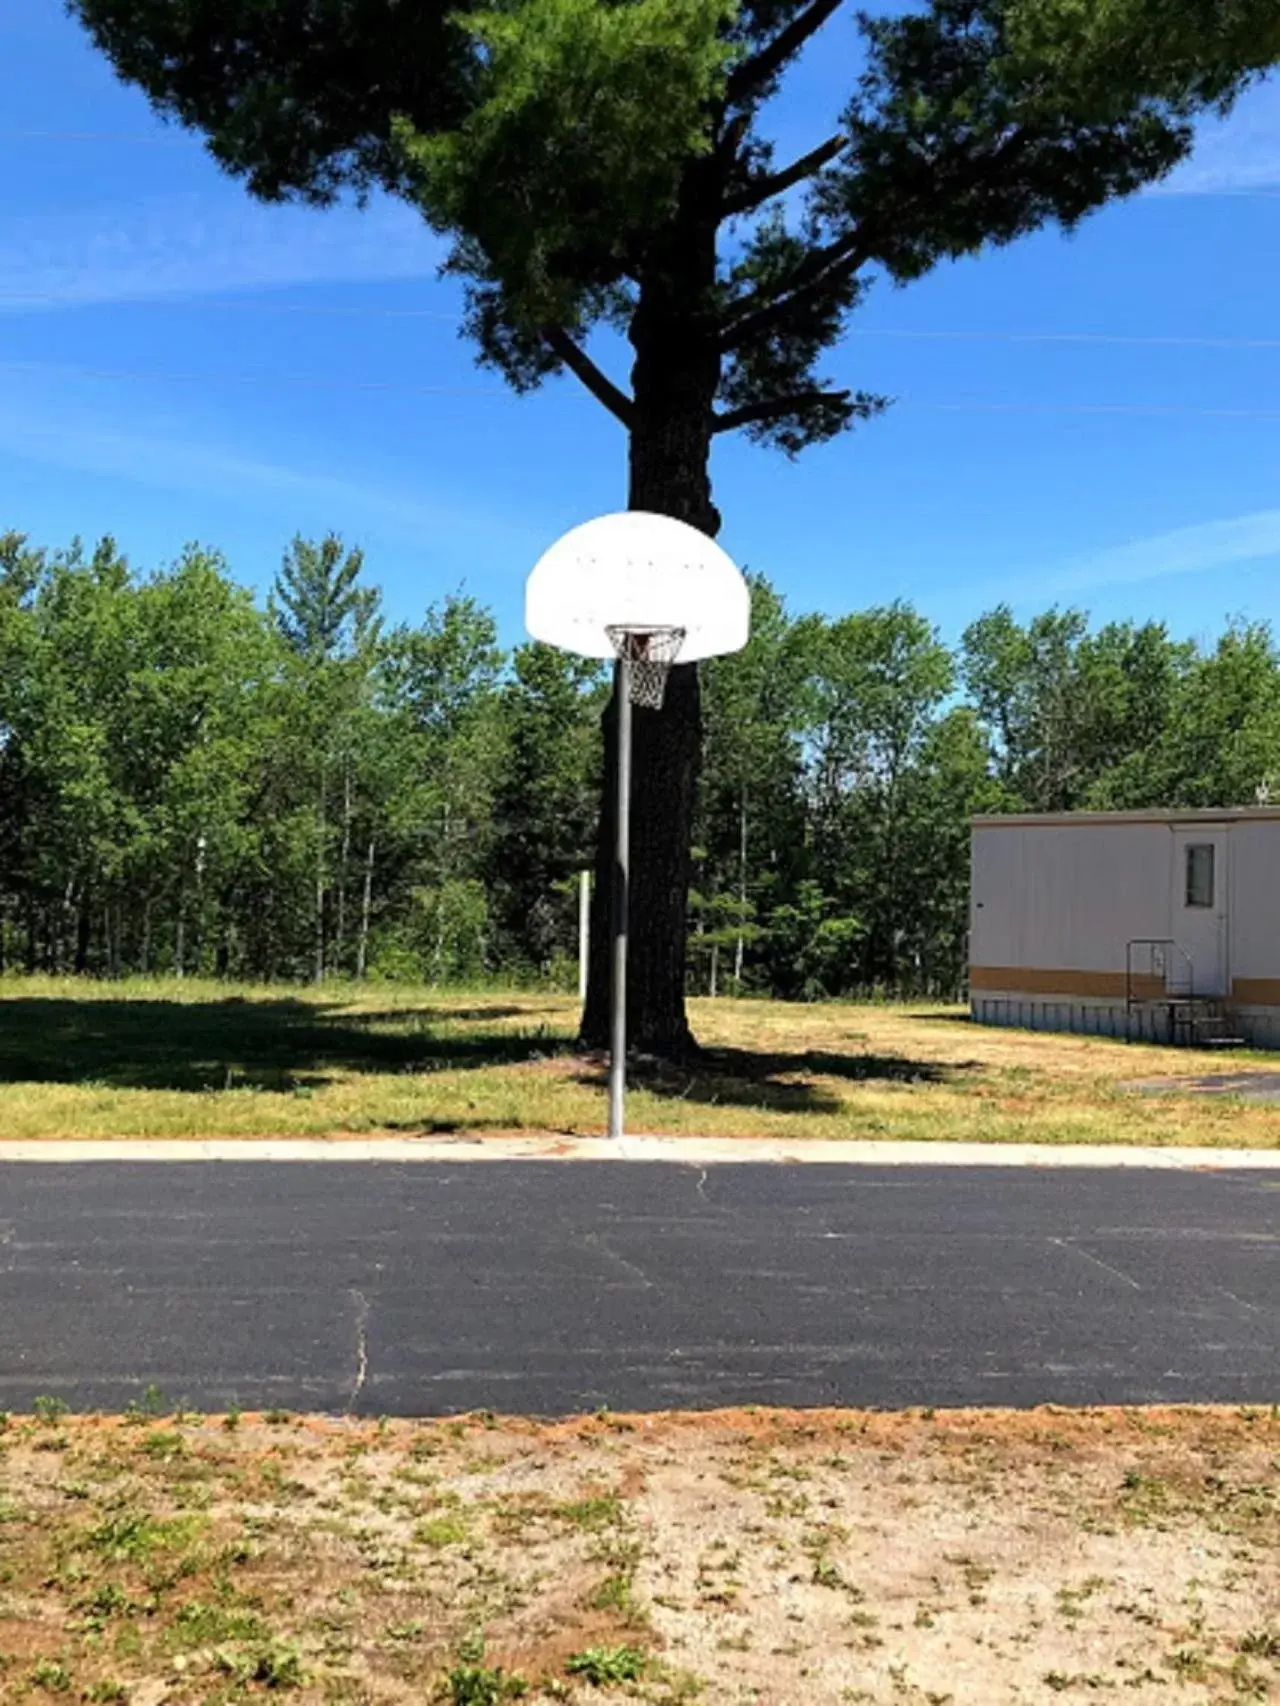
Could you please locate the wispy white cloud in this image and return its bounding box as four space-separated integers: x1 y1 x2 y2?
1041 509 1280 599
0 390 527 559
1157 79 1280 195
943 507 1280 619
0 191 443 310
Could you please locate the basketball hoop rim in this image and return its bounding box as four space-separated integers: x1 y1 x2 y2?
605 624 686 709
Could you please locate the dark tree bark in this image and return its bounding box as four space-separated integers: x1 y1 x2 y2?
579 204 721 1057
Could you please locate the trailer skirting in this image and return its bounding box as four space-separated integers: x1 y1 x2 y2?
971 992 1280 1049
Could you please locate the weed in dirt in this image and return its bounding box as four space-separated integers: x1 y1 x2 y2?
557 1493 623 1530
416 1513 471 1547
588 1573 644 1620
1229 1658 1270 1702
1239 1627 1280 1658
213 1637 306 1688
1164 1646 1208 1681
77 1582 143 1631
643 1660 705 1701
85 1684 128 1703
567 1644 648 1686
716 1632 753 1653
139 1428 185 1460
395 1463 439 1489
33 1395 70 1424
87 1509 206 1562
125 1384 168 1422
592 1530 643 1579
29 1657 74 1694
1054 1575 1109 1620
224 1407 242 1431
763 1490 809 1519
446 1664 528 1704
171 1598 270 1648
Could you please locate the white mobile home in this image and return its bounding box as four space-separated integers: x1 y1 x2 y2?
969 808 1280 1047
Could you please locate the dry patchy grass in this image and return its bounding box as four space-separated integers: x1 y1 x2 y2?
1 1404 1276 1704
0 975 1278 1145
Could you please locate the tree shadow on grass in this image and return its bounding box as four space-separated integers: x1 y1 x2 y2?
347 1003 566 1026
573 1045 967 1115
0 997 571 1094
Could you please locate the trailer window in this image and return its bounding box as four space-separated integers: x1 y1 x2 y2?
1185 843 1215 908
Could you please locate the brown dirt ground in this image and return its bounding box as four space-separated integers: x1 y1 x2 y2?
1 1406 1277 1704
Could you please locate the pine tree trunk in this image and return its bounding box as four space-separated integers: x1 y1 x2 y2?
336 762 352 973
59 878 75 974
74 894 91 975
734 782 748 985
314 778 326 985
579 264 720 1057
356 837 375 980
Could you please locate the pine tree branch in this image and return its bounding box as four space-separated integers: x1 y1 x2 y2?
718 230 871 352
712 389 850 435
723 134 847 217
542 325 635 427
725 0 847 105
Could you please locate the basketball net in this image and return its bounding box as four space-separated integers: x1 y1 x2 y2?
605 625 686 710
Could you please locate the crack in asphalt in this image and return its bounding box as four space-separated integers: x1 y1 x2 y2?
346 1288 370 1414
1214 1284 1260 1316
587 1232 656 1290
1049 1236 1142 1291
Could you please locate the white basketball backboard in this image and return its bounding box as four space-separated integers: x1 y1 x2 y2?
525 511 749 663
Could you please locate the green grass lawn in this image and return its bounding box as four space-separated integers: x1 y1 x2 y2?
1 974 1278 1144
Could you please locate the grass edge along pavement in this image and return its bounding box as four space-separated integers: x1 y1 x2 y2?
1 1402 1276 1706
2 974 1280 1147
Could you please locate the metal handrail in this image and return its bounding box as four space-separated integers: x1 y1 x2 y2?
1125 937 1195 1011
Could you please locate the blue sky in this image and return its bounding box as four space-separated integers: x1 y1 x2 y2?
2 0 1280 651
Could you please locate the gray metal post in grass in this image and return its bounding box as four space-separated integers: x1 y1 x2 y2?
609 660 631 1139
578 869 591 1003
525 512 749 1138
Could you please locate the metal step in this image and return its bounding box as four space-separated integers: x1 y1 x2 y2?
1171 999 1245 1049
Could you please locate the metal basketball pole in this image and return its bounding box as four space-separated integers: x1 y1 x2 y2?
608 659 632 1139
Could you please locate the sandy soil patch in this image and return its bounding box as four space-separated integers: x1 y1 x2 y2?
1 1405 1276 1703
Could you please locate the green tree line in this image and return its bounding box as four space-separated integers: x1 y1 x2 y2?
3 527 1278 999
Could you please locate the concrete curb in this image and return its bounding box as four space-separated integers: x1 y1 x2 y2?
0 1135 1277 1167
